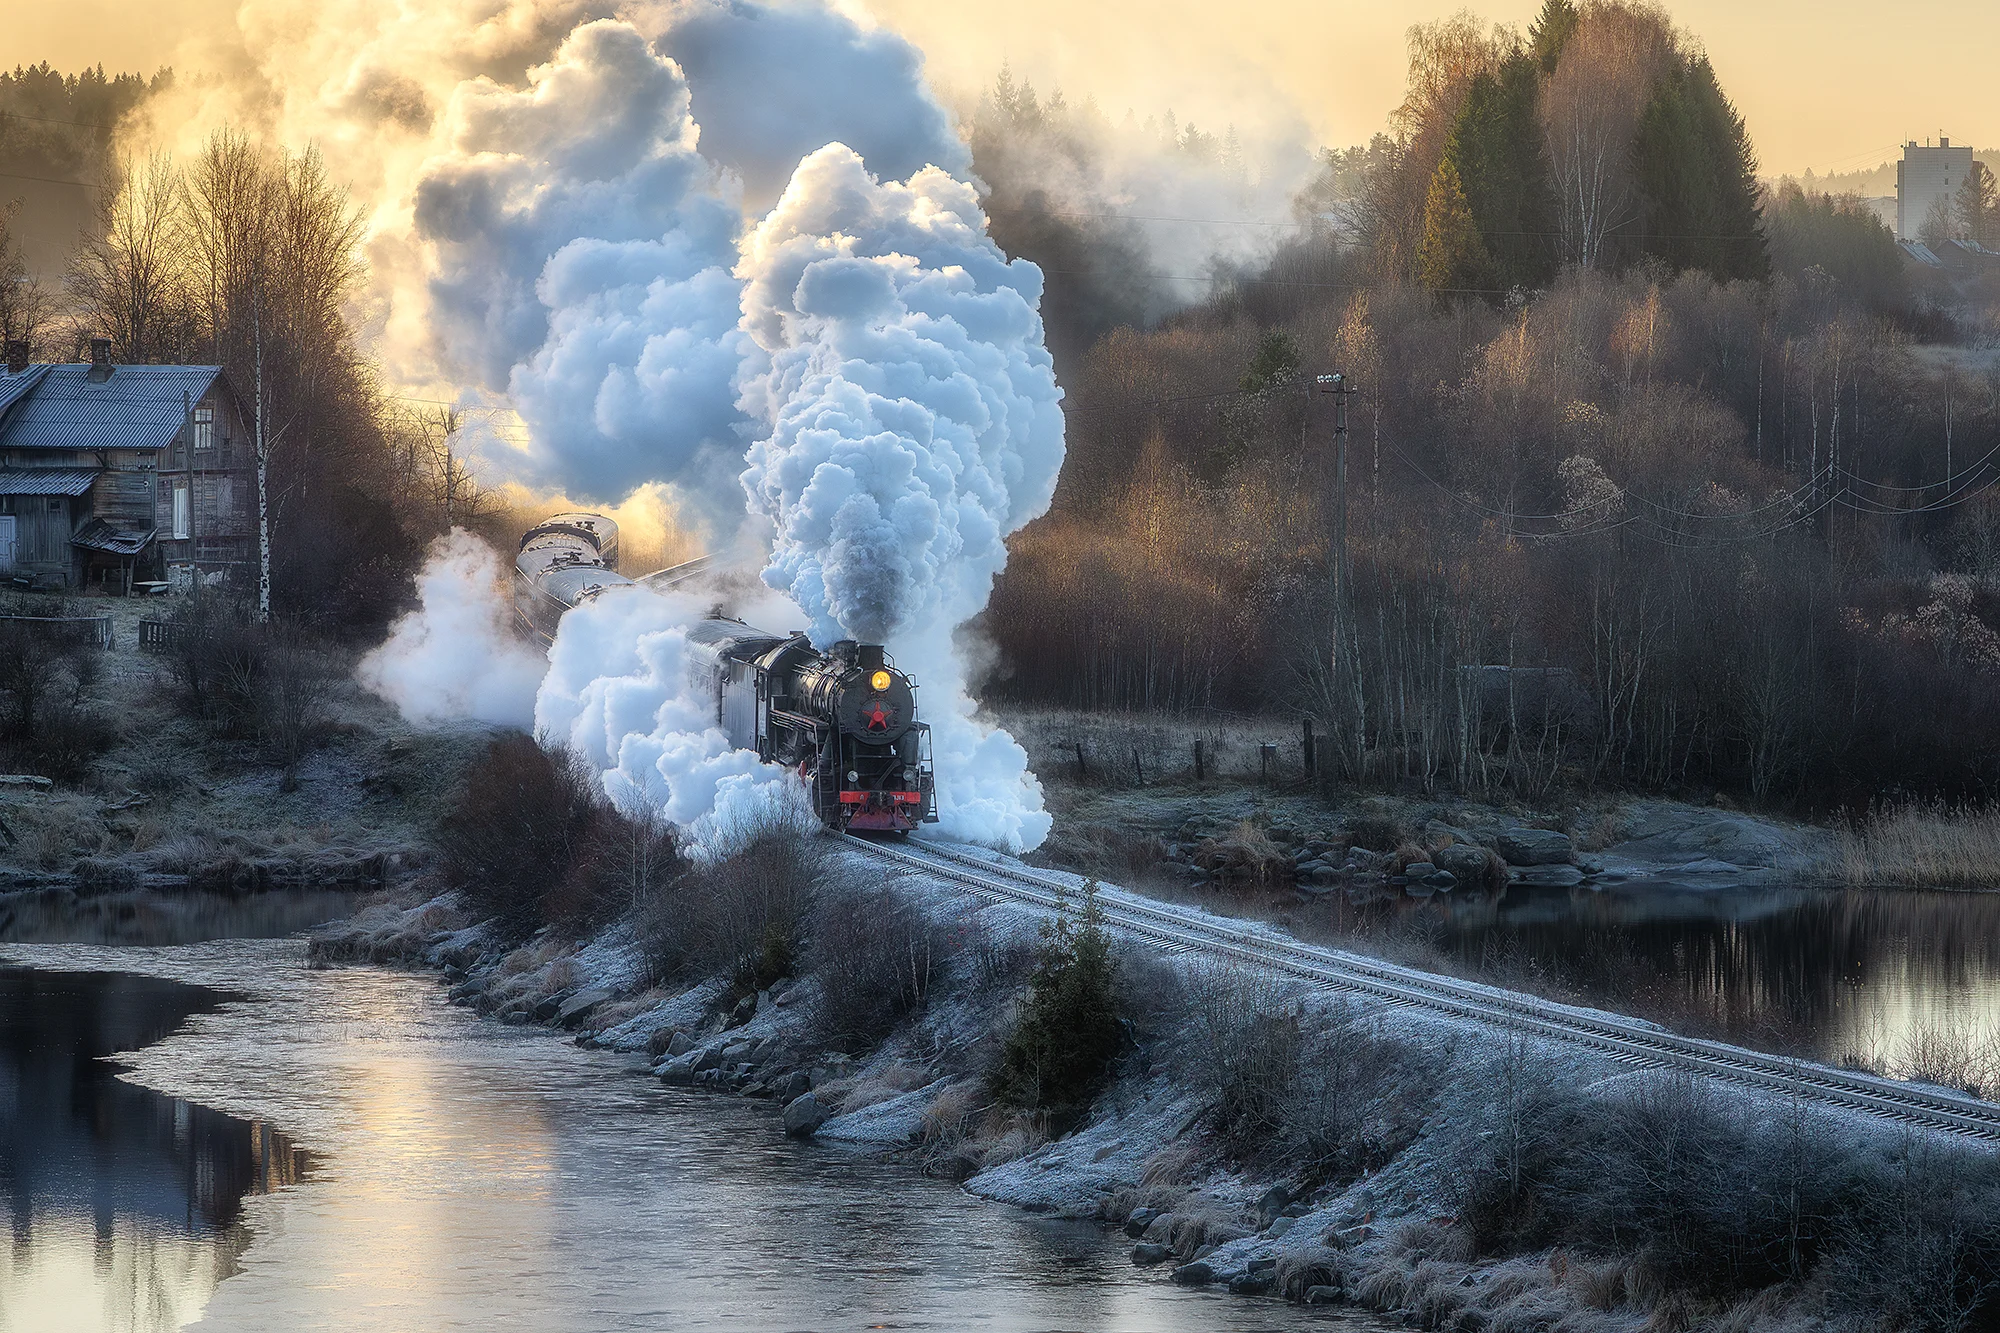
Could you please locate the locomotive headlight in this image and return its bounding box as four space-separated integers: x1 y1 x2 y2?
870 669 892 693
848 770 859 782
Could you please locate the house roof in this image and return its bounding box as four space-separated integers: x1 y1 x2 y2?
0 364 225 452
70 518 156 556
0 470 99 497
0 366 51 419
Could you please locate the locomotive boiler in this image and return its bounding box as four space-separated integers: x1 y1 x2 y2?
512 514 936 833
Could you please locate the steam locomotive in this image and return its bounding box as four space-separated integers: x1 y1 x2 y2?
512 513 936 833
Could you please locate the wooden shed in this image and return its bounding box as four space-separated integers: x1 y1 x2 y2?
0 341 254 591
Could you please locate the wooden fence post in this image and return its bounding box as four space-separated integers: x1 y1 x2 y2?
1074 740 1088 780
1132 747 1144 786
1193 737 1205 782
1259 742 1276 783
1302 717 1316 775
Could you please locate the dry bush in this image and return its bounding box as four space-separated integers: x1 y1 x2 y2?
636 817 818 991
437 734 678 940
7 794 112 869
1829 801 2000 890
1178 966 1401 1175
1189 820 1292 883
807 882 950 1051
1895 1015 2000 1097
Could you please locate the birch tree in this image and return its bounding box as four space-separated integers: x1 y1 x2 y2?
1539 3 1674 269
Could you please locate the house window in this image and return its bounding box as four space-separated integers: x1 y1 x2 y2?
172 483 190 540
193 404 214 451
46 499 62 513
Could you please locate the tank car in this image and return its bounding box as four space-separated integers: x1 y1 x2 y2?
512 514 936 832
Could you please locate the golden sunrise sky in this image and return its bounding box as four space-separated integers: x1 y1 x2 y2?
1 0 1991 178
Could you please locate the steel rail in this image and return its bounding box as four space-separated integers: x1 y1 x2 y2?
843 834 2000 1142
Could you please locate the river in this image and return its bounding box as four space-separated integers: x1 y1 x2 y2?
0 919 1380 1333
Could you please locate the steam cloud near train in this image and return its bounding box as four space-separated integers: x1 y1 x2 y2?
358 1 1059 852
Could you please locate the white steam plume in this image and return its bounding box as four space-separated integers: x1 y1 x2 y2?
531 583 812 858
356 528 544 728
411 20 748 505
738 145 1062 852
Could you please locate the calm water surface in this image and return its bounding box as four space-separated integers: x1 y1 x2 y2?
1322 879 2000 1065
0 930 1382 1333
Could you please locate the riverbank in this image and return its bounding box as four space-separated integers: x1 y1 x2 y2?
311 838 2000 1332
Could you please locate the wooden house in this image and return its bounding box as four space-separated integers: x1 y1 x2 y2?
0 339 255 591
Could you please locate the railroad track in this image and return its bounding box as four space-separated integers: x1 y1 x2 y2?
842 833 2000 1142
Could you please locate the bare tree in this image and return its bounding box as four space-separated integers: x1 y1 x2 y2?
1540 3 1675 269
0 202 53 352
65 152 193 362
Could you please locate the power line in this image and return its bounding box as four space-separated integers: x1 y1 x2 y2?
0 167 103 191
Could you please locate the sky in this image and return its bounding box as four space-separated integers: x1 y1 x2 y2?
0 0 1993 178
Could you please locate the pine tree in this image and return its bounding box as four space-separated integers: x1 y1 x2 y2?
1418 155 1493 298
1631 56 1768 282
1528 0 1580 73
1443 53 1558 292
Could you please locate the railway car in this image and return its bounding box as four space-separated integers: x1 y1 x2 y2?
511 514 936 832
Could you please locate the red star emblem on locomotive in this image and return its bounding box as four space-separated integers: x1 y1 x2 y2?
866 703 890 730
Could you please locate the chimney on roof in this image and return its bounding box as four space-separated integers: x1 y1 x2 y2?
3 341 25 376
1942 136 1952 148
86 338 112 383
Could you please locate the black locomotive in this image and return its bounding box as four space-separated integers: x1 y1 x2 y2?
513 514 936 833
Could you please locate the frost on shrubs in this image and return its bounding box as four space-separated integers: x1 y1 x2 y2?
807 883 950 1053
635 819 818 993
992 880 1122 1124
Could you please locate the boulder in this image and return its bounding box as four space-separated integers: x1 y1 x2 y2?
1141 1214 1178 1244
782 1093 832 1137
1131 1243 1173 1267
1265 1216 1297 1239
1426 870 1455 890
1227 1270 1275 1295
1401 861 1436 880
1434 845 1491 881
1305 1284 1343 1305
721 1041 756 1064
666 1030 695 1057
1125 1207 1160 1238
774 1070 811 1103
1170 1261 1218 1286
1512 865 1584 888
531 993 566 1023
556 988 614 1027
657 1052 701 1083
1258 1185 1292 1226
1497 827 1573 866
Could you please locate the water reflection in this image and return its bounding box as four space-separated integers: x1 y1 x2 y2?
1316 881 2000 1067
0 968 303 1332
0 889 361 947
0 942 1385 1333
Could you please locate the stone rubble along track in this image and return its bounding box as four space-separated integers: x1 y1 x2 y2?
842 833 2000 1143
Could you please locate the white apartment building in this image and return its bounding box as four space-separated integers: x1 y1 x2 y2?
1897 138 1973 240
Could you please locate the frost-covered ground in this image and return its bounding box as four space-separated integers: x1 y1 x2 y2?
311 834 1998 1329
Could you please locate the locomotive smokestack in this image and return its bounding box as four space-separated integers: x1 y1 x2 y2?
857 644 885 671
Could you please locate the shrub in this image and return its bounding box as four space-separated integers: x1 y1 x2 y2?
991 880 1123 1124
436 735 677 940
808 883 949 1052
0 611 113 780
635 818 819 991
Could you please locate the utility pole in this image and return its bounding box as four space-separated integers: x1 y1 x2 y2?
1317 372 1355 668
